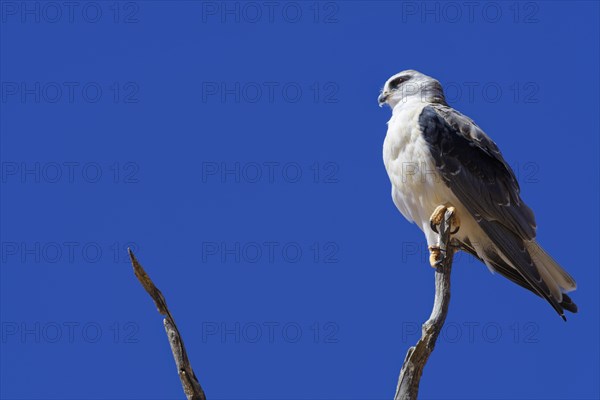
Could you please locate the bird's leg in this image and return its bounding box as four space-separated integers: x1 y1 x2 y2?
428 205 460 268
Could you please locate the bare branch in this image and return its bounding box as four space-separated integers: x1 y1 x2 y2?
395 209 456 400
128 249 206 400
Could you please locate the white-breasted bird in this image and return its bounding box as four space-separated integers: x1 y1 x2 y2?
379 70 577 320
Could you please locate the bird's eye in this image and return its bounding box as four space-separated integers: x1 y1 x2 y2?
390 75 410 89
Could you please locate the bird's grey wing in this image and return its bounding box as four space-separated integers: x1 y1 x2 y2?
419 105 568 317
419 104 536 240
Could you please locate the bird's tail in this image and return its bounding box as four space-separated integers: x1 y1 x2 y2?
526 241 578 313
461 236 578 318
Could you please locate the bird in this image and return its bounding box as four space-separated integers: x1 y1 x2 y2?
379 70 577 320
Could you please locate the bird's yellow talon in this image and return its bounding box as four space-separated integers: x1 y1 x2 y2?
429 205 460 234
428 245 442 268
429 205 446 233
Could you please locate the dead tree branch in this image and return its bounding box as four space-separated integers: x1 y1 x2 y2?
395 208 456 400
128 249 206 400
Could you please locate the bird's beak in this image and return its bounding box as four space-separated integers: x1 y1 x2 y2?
378 92 389 107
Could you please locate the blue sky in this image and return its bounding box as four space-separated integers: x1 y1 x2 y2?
1 1 599 399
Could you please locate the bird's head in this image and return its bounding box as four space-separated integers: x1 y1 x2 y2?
378 70 446 108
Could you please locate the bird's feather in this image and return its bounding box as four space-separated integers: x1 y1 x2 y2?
418 105 537 240
461 240 578 314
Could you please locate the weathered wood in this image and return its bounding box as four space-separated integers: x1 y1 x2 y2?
395 209 456 400
128 249 206 400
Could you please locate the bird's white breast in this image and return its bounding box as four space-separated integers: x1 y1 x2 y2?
382 101 451 239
